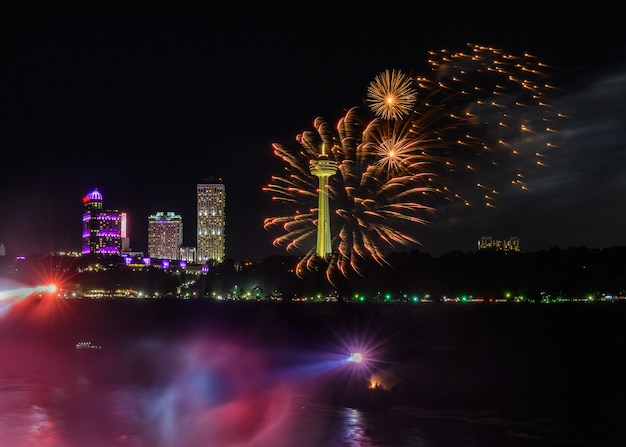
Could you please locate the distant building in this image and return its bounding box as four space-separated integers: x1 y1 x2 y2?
81 188 122 255
478 236 520 252
197 178 225 264
120 212 131 251
147 212 183 260
179 246 197 263
121 250 144 258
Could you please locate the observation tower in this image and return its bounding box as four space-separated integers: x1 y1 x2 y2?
309 144 337 257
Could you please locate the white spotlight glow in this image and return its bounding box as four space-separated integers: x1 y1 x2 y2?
348 352 363 363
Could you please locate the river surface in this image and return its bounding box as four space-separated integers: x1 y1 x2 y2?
1 298 625 446
0 374 618 447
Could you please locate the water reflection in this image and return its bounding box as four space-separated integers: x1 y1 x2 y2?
339 408 372 445
1 374 622 447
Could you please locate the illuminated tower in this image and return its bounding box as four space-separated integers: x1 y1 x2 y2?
309 144 337 257
81 188 122 255
148 212 183 260
197 178 225 264
120 212 131 251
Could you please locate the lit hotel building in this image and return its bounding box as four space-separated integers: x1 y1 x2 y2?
148 211 183 260
197 179 225 264
81 188 122 255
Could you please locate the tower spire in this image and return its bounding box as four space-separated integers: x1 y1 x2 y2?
309 144 337 257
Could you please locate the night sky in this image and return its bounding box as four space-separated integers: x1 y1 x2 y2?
1 6 625 261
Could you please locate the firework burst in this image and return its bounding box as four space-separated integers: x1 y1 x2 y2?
366 69 417 120
264 43 564 285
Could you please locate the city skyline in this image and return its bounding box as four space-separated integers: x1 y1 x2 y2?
1 7 625 261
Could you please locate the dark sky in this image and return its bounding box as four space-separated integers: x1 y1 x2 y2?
1 6 625 261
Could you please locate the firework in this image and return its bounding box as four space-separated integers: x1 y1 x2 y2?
366 69 417 120
264 43 564 284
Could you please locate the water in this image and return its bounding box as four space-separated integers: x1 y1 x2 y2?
1 299 625 446
0 372 619 446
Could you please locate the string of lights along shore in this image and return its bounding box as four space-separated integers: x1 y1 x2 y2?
81 178 225 265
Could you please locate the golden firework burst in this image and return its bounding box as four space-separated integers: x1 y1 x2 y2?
366 69 417 121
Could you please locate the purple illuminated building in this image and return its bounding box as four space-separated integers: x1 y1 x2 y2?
81 188 122 255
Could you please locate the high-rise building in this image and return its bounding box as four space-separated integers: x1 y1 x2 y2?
81 188 122 255
196 178 225 264
147 211 183 260
120 212 131 251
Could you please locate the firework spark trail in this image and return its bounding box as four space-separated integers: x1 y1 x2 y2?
419 44 563 202
264 43 564 284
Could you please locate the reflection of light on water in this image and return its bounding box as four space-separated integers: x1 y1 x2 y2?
0 379 63 447
0 373 614 446
25 405 62 447
339 407 373 445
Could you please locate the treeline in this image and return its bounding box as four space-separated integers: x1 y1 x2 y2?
4 246 626 301
224 246 626 301
379 246 626 300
